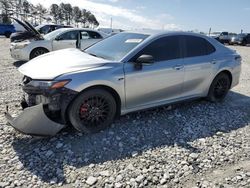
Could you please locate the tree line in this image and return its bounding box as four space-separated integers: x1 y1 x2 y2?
0 0 99 28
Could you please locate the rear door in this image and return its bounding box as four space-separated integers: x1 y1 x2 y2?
181 35 217 97
52 30 79 50
80 30 103 50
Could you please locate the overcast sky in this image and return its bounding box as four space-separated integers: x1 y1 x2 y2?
28 0 250 33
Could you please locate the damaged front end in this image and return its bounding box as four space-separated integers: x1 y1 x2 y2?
5 76 78 136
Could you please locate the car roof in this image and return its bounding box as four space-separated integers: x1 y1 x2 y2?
123 30 210 39
57 28 101 32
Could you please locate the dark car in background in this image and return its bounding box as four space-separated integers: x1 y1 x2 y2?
241 33 250 46
214 32 237 44
230 33 250 46
10 21 72 42
230 33 247 45
0 24 16 38
35 24 72 35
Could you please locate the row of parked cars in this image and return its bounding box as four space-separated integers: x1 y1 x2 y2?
211 32 250 46
8 19 108 61
0 22 72 39
4 18 242 136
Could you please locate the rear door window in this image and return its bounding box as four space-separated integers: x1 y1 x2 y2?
133 36 181 62
183 35 215 58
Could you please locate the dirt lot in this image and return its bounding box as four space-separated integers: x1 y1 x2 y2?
0 37 250 188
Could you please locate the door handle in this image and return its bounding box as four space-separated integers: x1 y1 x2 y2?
173 65 184 70
211 59 217 64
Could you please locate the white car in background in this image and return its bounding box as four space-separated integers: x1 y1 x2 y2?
10 20 108 61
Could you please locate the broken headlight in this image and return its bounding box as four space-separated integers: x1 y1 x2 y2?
26 80 71 89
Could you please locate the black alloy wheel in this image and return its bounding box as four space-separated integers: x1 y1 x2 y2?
30 48 49 59
207 73 231 102
68 89 117 133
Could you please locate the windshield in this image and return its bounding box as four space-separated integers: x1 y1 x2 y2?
44 29 65 40
35 25 44 30
85 32 149 61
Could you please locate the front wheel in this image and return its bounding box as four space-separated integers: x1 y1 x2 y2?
68 89 117 133
30 48 49 59
207 73 231 102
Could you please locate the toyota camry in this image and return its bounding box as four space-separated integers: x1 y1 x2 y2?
5 31 242 136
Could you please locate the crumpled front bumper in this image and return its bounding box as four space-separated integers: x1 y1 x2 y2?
5 104 65 136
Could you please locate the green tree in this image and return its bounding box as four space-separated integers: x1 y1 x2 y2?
63 3 72 25
0 0 11 24
36 3 47 24
50 4 59 24
72 6 81 27
22 0 30 19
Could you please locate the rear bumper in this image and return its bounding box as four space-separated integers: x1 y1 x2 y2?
5 104 65 136
231 65 241 89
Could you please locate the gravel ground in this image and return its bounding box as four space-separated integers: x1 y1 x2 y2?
0 37 250 188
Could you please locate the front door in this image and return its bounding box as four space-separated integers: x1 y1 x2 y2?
124 36 185 109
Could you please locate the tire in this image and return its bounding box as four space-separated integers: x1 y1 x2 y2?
30 48 49 59
4 32 11 38
242 40 247 46
207 73 231 103
68 89 117 133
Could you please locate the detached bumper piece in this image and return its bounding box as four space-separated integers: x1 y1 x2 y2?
5 104 65 136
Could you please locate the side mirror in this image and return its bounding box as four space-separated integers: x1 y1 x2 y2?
55 36 61 41
134 54 154 69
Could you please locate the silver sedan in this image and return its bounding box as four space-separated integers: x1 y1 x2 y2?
6 31 242 136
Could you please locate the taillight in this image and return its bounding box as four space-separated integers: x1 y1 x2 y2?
235 55 242 62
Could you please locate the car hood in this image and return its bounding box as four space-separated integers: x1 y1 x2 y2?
12 18 43 40
19 48 108 80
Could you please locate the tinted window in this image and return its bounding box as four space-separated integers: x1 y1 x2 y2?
58 31 78 40
39 25 51 34
87 31 102 39
133 36 181 62
184 36 215 58
221 32 228 36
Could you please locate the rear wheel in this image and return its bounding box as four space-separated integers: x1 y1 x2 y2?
207 73 231 102
242 40 247 46
68 89 117 133
30 48 49 59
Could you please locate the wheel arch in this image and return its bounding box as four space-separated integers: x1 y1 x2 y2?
63 84 122 125
29 47 50 60
216 69 233 87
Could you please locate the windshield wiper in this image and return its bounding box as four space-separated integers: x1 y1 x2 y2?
87 52 98 57
86 52 106 59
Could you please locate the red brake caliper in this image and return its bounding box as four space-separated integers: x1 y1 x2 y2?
80 104 89 118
